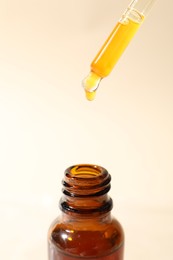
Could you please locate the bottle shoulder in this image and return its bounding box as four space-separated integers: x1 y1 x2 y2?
48 214 124 257
49 214 124 232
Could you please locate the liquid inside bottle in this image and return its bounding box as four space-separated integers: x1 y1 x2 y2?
49 242 123 260
48 164 124 260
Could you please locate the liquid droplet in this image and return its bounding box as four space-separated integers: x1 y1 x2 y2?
85 90 96 101
82 72 101 101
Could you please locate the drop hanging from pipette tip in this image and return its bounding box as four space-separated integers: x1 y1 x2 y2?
82 71 102 101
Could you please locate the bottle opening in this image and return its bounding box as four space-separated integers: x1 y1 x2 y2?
63 164 111 197
68 164 105 178
61 164 113 214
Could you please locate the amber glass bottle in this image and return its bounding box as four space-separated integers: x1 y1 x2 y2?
48 164 124 260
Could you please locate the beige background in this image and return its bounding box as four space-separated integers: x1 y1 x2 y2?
0 0 173 259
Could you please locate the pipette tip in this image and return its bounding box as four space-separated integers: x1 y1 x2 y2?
82 72 101 101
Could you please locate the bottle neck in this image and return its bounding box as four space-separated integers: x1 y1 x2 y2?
59 164 113 216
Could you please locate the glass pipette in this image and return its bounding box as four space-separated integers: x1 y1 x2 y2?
82 0 156 101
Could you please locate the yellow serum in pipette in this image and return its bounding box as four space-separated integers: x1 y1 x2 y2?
83 10 144 101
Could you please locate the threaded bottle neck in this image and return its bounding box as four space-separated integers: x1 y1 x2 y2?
60 164 113 215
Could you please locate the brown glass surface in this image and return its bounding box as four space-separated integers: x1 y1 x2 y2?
48 164 124 260
48 241 123 260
